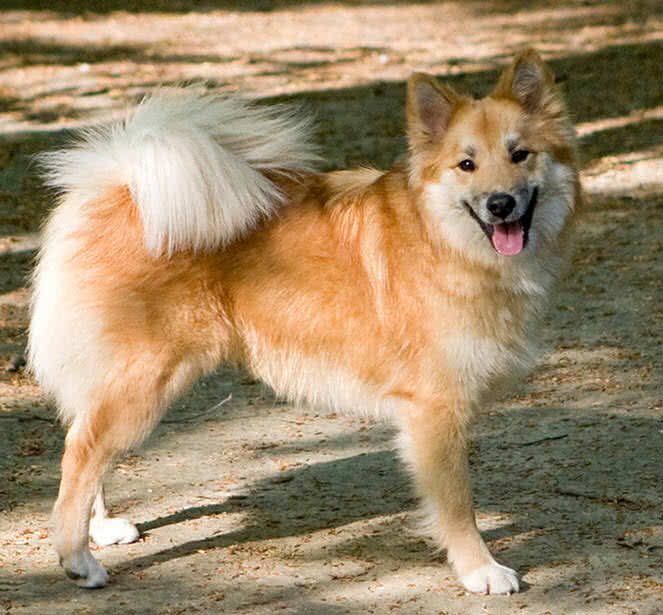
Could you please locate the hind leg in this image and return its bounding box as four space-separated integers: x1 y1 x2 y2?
52 344 212 587
53 417 118 588
53 380 171 588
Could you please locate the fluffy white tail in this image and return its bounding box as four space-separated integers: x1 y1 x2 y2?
40 90 319 256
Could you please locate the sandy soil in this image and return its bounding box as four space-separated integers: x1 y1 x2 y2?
1 2 662 614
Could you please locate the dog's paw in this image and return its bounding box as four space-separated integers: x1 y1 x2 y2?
460 562 520 594
62 550 109 588
90 515 140 547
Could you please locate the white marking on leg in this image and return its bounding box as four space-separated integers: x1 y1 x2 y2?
460 561 520 594
89 486 140 547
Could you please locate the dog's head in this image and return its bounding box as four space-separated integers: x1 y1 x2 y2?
407 49 579 263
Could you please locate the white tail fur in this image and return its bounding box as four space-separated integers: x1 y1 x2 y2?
40 90 319 256
29 90 318 422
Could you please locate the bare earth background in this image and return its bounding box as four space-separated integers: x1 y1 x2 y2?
0 2 662 614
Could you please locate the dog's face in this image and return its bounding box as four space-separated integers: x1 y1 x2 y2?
407 50 578 264
430 99 542 257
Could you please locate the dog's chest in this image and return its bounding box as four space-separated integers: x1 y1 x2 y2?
428 287 536 398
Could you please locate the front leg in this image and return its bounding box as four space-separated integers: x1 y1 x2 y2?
399 404 519 594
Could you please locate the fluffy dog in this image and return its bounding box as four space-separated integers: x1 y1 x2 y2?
28 49 580 593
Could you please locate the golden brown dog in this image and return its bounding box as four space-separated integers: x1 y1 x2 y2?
29 49 580 593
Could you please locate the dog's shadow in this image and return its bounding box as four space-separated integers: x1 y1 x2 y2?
128 451 410 566
120 447 519 578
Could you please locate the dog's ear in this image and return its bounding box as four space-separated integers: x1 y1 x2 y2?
494 48 555 113
407 73 460 148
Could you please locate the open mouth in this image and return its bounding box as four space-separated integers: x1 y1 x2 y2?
463 187 539 257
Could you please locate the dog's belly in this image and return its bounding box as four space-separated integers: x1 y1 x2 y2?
242 331 405 419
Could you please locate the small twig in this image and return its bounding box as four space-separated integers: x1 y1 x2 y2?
163 393 232 424
556 487 598 500
556 488 642 511
0 413 54 423
508 433 568 447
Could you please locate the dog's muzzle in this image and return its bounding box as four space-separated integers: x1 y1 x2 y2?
463 187 539 256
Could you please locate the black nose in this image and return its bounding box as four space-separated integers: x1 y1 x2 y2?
486 193 516 219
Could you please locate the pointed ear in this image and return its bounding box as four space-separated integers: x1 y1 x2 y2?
494 48 554 113
407 73 460 147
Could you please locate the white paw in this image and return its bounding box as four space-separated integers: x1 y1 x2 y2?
62 549 109 588
460 562 520 594
90 516 140 547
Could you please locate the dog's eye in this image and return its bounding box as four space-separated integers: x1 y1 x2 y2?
458 159 476 172
511 149 530 163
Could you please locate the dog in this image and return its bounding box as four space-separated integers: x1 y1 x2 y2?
28 49 580 593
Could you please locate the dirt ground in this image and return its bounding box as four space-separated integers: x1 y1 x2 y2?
1 2 662 614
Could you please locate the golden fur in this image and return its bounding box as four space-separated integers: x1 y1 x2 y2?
28 49 580 593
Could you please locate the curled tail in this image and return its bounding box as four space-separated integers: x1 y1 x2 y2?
40 89 319 256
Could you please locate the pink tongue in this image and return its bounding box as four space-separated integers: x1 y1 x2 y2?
492 221 524 256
